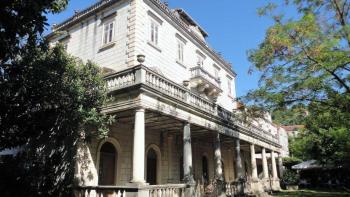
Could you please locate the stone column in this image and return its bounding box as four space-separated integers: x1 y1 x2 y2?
250 144 258 181
183 122 194 184
262 148 269 179
278 154 284 178
167 135 174 183
214 133 223 181
271 151 278 179
131 108 146 184
234 139 243 179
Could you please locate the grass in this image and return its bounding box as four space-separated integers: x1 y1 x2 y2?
271 189 350 197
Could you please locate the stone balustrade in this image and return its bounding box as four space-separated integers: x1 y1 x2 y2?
75 184 186 197
75 185 131 197
190 66 221 89
147 184 186 197
103 65 279 145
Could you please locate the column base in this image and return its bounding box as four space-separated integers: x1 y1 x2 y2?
183 175 195 185
271 179 281 191
250 180 264 194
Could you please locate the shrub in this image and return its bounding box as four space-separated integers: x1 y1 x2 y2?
281 169 300 185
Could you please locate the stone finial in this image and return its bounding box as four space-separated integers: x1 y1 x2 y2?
183 80 190 87
51 23 57 31
137 54 145 64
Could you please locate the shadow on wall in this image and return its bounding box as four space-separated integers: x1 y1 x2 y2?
75 142 98 186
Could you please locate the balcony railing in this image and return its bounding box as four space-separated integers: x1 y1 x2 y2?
75 184 186 197
104 65 279 144
147 184 186 197
189 66 222 95
75 185 132 197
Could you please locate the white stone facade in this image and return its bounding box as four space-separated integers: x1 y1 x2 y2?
49 0 283 196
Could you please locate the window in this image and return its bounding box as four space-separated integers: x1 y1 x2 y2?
196 53 205 66
150 19 159 46
177 39 185 63
103 21 114 45
227 76 232 95
214 65 220 79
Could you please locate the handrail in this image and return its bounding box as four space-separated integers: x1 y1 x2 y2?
190 66 220 84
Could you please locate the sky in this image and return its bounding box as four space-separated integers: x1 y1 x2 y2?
46 0 284 97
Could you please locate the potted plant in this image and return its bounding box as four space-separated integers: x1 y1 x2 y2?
281 169 300 190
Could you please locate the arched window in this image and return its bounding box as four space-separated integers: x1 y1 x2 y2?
147 148 157 185
98 142 117 185
202 156 209 184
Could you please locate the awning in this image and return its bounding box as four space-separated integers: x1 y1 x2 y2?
292 160 321 170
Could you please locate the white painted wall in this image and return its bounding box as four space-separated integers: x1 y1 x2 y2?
50 0 237 110
51 1 130 73
133 0 237 111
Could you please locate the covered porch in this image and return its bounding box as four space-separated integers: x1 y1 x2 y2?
75 109 281 197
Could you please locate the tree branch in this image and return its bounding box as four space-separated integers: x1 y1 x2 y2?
331 0 350 47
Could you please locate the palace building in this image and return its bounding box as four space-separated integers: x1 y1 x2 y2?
48 0 285 196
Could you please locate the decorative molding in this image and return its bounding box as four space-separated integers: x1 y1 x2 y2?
147 10 163 25
101 11 117 22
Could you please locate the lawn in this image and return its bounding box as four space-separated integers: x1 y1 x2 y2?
271 189 350 197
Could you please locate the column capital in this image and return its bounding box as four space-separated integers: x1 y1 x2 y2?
183 121 190 125
135 108 145 113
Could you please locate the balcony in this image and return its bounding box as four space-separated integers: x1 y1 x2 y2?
189 66 222 97
104 65 279 146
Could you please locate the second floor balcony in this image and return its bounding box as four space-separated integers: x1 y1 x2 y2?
189 66 222 97
104 64 280 146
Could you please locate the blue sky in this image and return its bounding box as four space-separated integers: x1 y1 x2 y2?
46 0 280 97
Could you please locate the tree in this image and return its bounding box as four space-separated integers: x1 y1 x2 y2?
0 0 68 64
271 104 307 125
0 1 114 196
243 0 350 166
0 45 114 196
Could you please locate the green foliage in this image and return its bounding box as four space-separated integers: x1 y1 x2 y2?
272 104 307 125
242 0 350 167
0 45 114 196
0 1 115 196
283 157 303 169
281 169 300 185
0 0 68 64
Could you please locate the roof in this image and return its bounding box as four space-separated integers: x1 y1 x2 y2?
292 160 335 170
172 8 208 38
53 0 120 31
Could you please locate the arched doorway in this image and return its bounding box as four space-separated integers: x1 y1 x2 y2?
202 156 209 184
98 142 117 185
147 148 158 185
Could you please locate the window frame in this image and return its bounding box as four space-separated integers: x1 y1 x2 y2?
213 64 220 79
176 39 185 63
227 76 233 96
102 20 115 46
196 51 206 67
149 18 160 46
